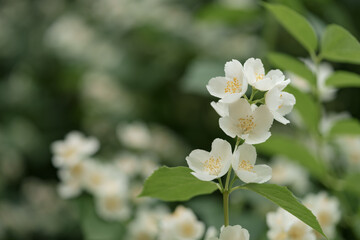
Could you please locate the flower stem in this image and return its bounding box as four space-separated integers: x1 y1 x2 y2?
223 190 229 226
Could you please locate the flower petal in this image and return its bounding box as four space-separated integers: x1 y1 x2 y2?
207 77 230 98
219 117 239 138
186 149 209 172
211 101 229 117
253 164 272 183
225 59 244 79
191 172 217 181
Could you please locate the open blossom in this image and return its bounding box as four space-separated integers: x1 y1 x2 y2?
51 131 99 167
303 192 340 238
232 144 272 183
159 206 205 240
265 80 296 124
219 98 273 144
267 208 316 240
207 59 248 103
209 225 250 240
186 139 233 181
57 161 86 199
244 58 285 91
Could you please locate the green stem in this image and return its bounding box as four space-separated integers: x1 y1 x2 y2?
218 178 224 192
249 88 258 101
223 191 229 226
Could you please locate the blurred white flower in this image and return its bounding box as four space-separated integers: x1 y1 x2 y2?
51 131 99 167
117 122 152 150
269 157 309 194
337 136 360 169
140 154 160 178
265 80 296 125
267 208 316 240
210 225 250 240
159 206 205 240
186 138 233 181
287 72 311 93
114 152 141 177
127 206 169 240
319 112 350 136
207 59 248 103
232 144 272 183
303 192 341 238
57 161 86 199
219 98 273 144
204 226 218 240
244 58 285 91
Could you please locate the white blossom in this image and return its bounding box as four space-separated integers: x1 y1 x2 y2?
267 208 316 240
210 225 250 240
219 98 273 144
265 80 296 124
232 144 272 183
303 192 341 238
207 59 248 103
117 121 152 150
159 206 205 240
244 58 285 91
186 138 233 181
51 131 99 167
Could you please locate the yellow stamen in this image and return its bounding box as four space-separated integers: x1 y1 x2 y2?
203 156 222 175
224 77 242 94
238 160 254 172
255 73 264 81
237 115 256 134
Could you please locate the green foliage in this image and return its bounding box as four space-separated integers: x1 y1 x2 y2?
326 71 360 88
343 173 360 196
139 166 218 201
198 4 260 24
181 59 224 95
267 52 316 86
329 119 360 137
240 183 327 238
264 3 317 53
257 134 326 179
286 85 321 134
321 24 360 64
78 196 125 240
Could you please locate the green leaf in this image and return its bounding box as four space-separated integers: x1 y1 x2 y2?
268 52 316 86
343 173 360 196
139 166 218 201
329 119 360 137
78 196 125 240
257 134 326 179
240 183 326 238
264 3 317 53
286 85 320 134
326 71 360 88
321 24 360 64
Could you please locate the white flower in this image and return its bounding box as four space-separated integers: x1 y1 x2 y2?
57 161 86 199
95 192 130 221
244 58 285 91
269 157 309 194
186 138 233 181
206 59 248 103
159 206 205 240
204 226 218 240
267 208 316 240
117 121 152 150
303 192 340 238
337 136 360 169
232 144 272 183
210 225 250 240
219 98 273 144
114 152 140 177
127 206 169 240
265 80 296 125
51 131 99 167
211 101 229 117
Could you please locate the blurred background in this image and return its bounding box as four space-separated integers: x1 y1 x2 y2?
0 0 360 239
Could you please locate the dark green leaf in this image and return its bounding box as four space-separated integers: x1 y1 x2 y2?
326 71 360 88
265 3 317 53
268 52 316 86
321 24 360 64
240 184 326 238
139 166 218 201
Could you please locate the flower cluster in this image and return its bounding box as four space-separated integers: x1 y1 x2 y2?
186 58 295 184
267 192 340 240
